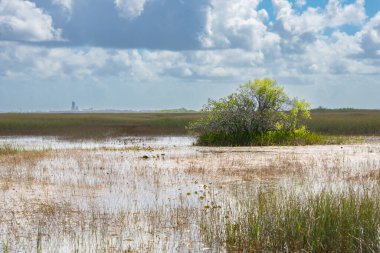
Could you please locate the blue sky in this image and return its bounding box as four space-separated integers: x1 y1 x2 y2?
0 0 379 111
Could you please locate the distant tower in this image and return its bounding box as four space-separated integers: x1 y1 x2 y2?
71 101 76 111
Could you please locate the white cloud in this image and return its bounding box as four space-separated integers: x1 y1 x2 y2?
114 0 148 19
0 1 379 99
326 0 366 27
357 11 380 58
52 0 73 13
0 0 61 41
1 0 380 110
272 0 366 35
0 42 110 80
199 0 280 51
295 0 306 7
272 0 325 34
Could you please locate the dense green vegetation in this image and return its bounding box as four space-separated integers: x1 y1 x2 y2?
189 78 319 146
195 129 348 146
202 187 380 252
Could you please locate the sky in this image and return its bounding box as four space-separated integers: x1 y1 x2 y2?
0 0 379 111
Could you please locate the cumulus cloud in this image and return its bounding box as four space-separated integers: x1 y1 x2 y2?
0 0 62 42
325 0 366 27
199 0 280 51
0 42 110 80
1 0 380 110
0 41 265 82
357 11 380 58
272 0 366 35
114 0 149 19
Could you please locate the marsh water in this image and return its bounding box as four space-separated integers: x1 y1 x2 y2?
1 136 380 252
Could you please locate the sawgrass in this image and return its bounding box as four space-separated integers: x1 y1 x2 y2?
0 109 379 139
202 187 380 252
0 113 201 138
309 109 380 136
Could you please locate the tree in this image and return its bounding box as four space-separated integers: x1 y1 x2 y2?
189 78 312 145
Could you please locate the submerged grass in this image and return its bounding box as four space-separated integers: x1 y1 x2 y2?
202 187 380 252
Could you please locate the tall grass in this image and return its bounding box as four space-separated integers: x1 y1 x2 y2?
0 145 20 155
309 109 380 136
0 113 201 138
0 110 380 139
205 187 380 252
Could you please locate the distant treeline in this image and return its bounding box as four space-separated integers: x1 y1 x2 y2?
155 107 198 113
312 106 377 112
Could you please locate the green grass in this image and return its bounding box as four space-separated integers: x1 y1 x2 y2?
203 187 380 252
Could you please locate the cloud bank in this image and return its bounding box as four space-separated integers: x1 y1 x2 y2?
0 0 379 110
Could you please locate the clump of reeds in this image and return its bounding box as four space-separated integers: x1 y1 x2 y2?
203 187 380 252
0 145 21 155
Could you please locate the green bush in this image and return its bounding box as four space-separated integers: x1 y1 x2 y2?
189 78 315 146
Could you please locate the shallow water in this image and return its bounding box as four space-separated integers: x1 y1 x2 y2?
1 136 380 252
0 135 195 150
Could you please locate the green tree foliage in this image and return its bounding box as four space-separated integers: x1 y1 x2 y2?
189 78 314 146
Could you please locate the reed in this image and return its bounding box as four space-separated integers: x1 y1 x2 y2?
202 187 380 252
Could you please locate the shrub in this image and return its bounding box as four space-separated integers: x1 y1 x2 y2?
189 78 315 146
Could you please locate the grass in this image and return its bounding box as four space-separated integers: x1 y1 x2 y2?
0 145 21 155
202 187 380 252
309 109 380 136
0 113 201 138
0 110 379 139
1 136 380 251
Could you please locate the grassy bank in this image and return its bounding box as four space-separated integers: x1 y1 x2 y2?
0 110 379 138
